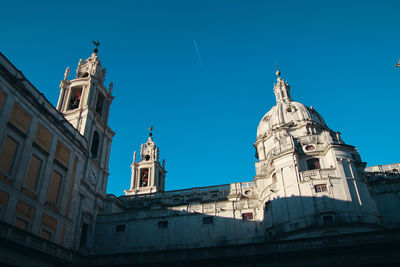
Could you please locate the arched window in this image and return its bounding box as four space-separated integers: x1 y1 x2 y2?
139 168 149 187
91 131 99 158
96 93 105 116
68 87 82 110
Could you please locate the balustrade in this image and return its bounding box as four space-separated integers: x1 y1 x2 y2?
299 168 336 182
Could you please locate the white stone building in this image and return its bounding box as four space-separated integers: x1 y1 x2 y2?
92 70 382 254
0 48 399 266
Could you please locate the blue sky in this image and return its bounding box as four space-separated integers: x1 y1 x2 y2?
1 1 399 195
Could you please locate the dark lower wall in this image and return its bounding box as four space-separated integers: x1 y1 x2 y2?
370 178 400 228
85 230 400 267
1 219 400 267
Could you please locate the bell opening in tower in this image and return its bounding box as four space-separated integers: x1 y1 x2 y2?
96 93 105 116
91 131 100 158
140 168 149 187
68 87 82 110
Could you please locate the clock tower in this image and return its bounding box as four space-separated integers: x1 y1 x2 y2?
125 127 167 195
57 44 115 194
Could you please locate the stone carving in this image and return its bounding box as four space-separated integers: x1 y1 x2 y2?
75 53 106 81
64 67 70 81
109 82 114 94
133 151 136 163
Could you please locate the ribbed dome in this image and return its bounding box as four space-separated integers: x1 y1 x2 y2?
257 72 327 138
257 101 327 137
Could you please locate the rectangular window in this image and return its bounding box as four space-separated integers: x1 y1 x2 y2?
0 190 9 206
0 136 19 175
55 141 70 167
15 217 29 230
314 184 328 193
90 131 100 158
15 200 35 230
0 89 7 111
47 170 62 203
116 224 126 232
203 216 213 224
242 212 253 221
322 214 335 225
307 158 321 170
9 103 32 134
158 220 168 228
25 155 42 190
34 124 52 152
40 229 52 241
342 161 352 178
80 223 89 248
41 213 57 232
15 200 35 220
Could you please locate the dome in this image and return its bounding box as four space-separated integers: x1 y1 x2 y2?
257 101 327 137
256 72 327 138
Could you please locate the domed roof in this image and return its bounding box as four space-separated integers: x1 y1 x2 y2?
257 101 327 137
257 72 327 138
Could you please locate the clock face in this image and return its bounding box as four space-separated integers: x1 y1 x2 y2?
145 155 150 161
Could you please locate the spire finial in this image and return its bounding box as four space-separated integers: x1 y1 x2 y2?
275 61 281 78
273 68 292 103
148 125 153 137
92 40 101 54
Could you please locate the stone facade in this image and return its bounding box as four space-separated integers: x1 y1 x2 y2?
0 50 399 266
0 50 114 251
91 70 384 255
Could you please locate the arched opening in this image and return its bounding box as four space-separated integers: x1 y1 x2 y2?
139 168 149 187
96 93 105 116
91 131 100 158
68 87 82 110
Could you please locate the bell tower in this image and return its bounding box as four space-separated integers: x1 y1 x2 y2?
125 127 167 195
57 43 115 193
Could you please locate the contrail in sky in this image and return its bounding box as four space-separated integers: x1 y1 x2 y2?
193 39 206 78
